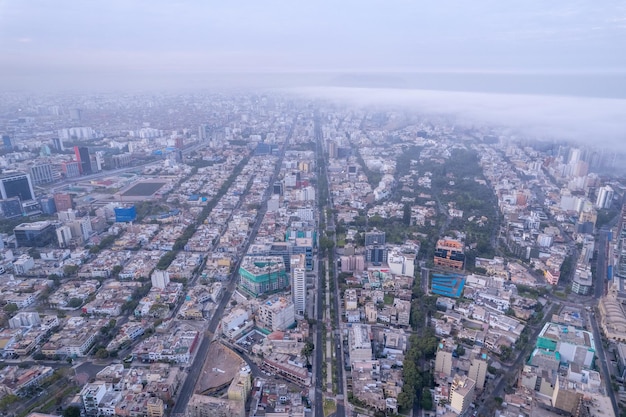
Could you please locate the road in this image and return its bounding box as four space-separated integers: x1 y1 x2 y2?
42 140 209 193
314 113 346 417
474 304 557 417
589 227 619 416
313 115 325 417
171 127 290 415
595 228 609 299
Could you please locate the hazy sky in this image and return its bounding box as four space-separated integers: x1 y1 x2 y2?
1 0 626 90
295 86 626 147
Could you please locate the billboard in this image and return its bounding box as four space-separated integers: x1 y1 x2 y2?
115 206 137 223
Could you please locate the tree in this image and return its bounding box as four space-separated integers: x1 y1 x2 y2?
63 405 82 417
0 395 19 411
3 303 18 315
403 203 412 226
319 236 335 253
499 345 513 361
95 348 109 359
421 387 433 411
63 264 79 276
301 341 315 365
67 298 83 308
455 345 466 357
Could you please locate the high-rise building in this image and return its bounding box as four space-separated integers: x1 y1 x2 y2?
2 135 13 151
291 254 306 317
29 163 55 185
146 397 164 417
175 136 184 149
238 256 288 297
187 394 245 417
0 198 23 218
0 172 35 201
51 137 64 151
61 161 81 178
595 185 614 209
256 297 295 332
38 196 57 215
151 270 170 289
74 146 92 174
617 204 626 278
434 345 453 376
54 193 73 211
434 237 465 270
69 108 82 122
366 246 387 264
468 354 488 390
80 382 109 417
14 221 56 247
365 229 386 246
449 374 476 415
56 225 72 248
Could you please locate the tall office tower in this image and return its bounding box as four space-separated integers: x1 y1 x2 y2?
151 270 170 290
434 346 453 376
69 108 82 122
0 172 35 201
595 185 614 209
449 375 476 415
364 229 386 246
14 221 56 247
290 254 307 317
568 148 581 164
175 136 184 149
198 124 208 140
51 137 64 151
468 354 488 390
94 152 104 171
61 161 81 178
2 135 13 151
29 163 55 185
74 146 92 174
616 204 626 278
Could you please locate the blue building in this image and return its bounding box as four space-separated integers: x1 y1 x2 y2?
14 221 56 247
38 197 57 215
114 206 137 222
431 273 466 298
2 135 13 151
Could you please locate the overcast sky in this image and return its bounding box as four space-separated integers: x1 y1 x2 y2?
1 0 626 91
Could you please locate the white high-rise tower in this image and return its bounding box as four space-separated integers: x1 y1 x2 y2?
290 254 306 317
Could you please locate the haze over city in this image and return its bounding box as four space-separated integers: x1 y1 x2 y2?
2 1 626 146
1 3 626 417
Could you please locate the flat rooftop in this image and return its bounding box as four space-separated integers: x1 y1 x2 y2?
121 181 166 197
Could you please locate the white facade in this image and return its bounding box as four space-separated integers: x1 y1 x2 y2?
596 185 614 209
56 225 72 248
349 324 373 364
256 298 295 332
291 254 306 317
387 251 415 277
221 308 250 337
151 270 170 289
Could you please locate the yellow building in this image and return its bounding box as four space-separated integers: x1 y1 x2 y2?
146 397 164 417
449 374 475 415
227 368 251 403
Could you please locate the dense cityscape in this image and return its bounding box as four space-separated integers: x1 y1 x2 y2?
0 92 623 417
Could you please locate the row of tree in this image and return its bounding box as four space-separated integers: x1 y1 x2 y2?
398 273 439 413
156 156 249 270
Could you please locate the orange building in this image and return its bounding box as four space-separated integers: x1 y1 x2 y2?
434 238 465 270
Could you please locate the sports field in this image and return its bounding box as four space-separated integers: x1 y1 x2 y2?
121 181 166 196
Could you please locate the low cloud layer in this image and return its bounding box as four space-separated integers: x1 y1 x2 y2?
293 86 626 149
